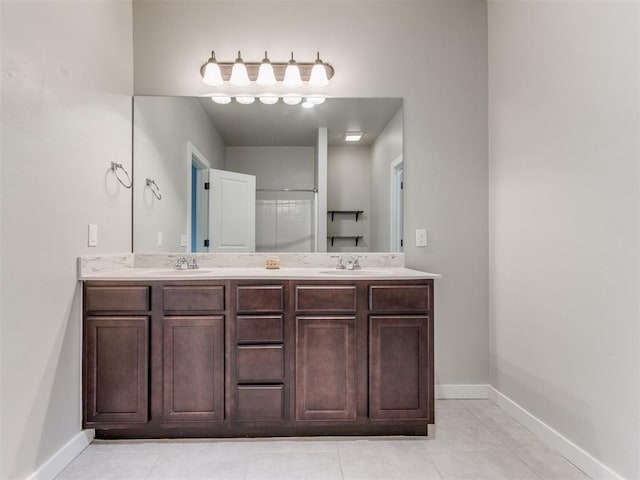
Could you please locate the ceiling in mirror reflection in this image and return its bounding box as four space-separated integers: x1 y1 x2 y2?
195 97 402 146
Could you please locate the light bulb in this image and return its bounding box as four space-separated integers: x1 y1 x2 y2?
282 95 302 106
256 51 277 86
235 95 255 105
308 52 330 87
301 101 315 109
259 95 279 105
211 95 232 105
229 51 250 86
202 51 224 86
283 52 303 88
306 96 326 105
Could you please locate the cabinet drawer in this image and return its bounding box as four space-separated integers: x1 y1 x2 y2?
237 345 284 383
236 385 284 422
369 285 430 312
295 286 356 312
163 286 224 312
237 316 283 344
236 285 284 313
85 286 150 313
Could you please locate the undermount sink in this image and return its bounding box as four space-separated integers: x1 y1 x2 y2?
130 268 212 276
318 269 393 276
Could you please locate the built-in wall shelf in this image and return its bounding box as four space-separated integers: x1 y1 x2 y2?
328 210 364 222
327 236 364 247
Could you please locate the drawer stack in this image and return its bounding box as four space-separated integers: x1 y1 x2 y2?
234 284 286 423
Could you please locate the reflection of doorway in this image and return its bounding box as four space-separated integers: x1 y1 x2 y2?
390 155 403 252
187 142 210 252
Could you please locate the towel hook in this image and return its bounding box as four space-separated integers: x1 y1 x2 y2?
146 178 162 200
110 162 132 189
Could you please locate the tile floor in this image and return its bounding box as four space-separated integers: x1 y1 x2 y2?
56 400 591 480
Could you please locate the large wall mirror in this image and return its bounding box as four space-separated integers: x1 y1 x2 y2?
133 96 403 253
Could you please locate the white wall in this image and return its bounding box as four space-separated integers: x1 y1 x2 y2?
226 146 315 189
0 1 133 478
132 0 489 387
327 146 371 252
370 109 403 252
134 96 226 252
488 2 640 478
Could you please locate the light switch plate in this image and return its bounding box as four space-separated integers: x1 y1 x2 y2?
88 224 98 247
416 229 427 247
180 234 188 247
156 231 163 247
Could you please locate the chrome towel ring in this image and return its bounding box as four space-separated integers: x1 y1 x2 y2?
146 178 162 200
110 162 132 189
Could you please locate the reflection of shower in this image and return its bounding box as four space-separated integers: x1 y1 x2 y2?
256 189 317 252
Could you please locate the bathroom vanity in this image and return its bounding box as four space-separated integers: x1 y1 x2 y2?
80 259 437 439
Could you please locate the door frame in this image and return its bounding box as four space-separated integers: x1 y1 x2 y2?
390 155 404 252
186 141 210 252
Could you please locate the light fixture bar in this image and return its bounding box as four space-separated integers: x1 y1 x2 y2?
200 58 335 83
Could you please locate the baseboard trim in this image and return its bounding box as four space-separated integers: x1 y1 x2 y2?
435 384 490 399
488 387 625 480
26 429 94 480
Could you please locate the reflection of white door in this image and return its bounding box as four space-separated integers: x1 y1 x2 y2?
209 169 256 252
390 156 404 252
194 168 210 252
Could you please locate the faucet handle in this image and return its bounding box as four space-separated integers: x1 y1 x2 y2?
174 256 188 270
336 256 346 270
351 255 362 270
189 257 199 270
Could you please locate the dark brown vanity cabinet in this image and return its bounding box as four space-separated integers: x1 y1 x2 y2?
233 283 286 424
294 285 358 422
83 277 434 438
83 284 150 426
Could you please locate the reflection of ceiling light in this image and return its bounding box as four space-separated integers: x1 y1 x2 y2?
345 131 364 142
259 95 279 105
211 95 232 104
308 52 330 87
282 95 302 106
235 95 255 105
229 51 251 86
202 51 223 86
306 96 326 105
301 101 315 109
256 51 277 86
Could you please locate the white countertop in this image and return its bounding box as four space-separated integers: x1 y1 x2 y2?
79 266 440 281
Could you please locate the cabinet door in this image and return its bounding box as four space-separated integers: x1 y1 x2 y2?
369 316 430 420
163 316 225 423
295 316 356 421
84 317 148 425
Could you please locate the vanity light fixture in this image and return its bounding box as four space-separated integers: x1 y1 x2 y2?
202 51 224 86
259 95 279 105
256 51 277 86
200 51 334 86
344 131 364 142
308 52 330 87
229 51 251 86
210 95 232 105
282 52 303 88
306 96 326 105
301 100 315 109
282 95 303 106
235 95 256 105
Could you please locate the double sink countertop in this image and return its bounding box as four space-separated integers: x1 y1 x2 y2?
78 253 441 281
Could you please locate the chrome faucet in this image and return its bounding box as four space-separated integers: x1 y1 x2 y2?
174 256 189 270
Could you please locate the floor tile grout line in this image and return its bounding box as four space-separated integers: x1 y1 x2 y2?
142 453 163 480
